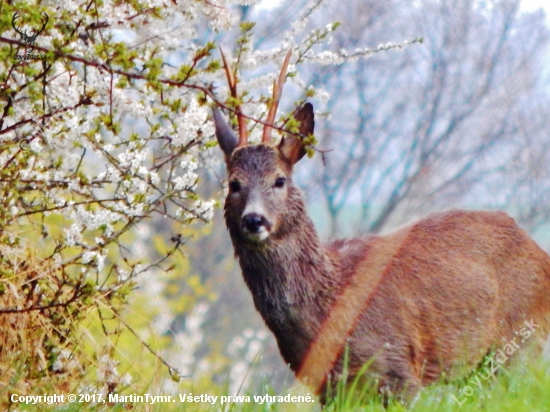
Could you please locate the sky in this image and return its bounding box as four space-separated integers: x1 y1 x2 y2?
521 0 550 14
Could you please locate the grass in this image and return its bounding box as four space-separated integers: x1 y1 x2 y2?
5 355 550 412
1 256 547 412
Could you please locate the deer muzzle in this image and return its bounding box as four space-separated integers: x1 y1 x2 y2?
241 212 272 241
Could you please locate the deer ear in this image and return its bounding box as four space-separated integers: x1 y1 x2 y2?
212 107 238 156
278 103 315 165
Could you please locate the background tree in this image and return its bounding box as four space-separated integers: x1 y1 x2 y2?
253 0 550 239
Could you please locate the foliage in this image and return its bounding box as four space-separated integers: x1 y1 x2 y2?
0 244 90 403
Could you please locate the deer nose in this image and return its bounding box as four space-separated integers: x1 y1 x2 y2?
242 213 264 233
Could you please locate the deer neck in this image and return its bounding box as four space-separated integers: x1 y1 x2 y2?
228 203 342 370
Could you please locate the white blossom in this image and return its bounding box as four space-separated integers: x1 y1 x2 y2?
174 99 209 147
65 223 83 247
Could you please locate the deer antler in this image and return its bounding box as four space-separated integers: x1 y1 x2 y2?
12 12 27 39
261 50 292 144
34 12 49 39
219 47 248 147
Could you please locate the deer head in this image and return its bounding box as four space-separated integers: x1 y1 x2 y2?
213 50 315 244
12 11 49 51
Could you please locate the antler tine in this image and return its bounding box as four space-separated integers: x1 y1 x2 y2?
261 50 293 144
219 47 248 146
39 12 49 33
12 12 25 36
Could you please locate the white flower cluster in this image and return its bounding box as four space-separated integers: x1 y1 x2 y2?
171 302 209 378
97 354 132 386
52 348 81 373
174 100 212 147
226 328 268 394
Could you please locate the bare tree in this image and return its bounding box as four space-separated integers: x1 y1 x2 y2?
256 0 550 237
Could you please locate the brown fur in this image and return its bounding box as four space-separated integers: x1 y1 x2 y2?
213 104 550 402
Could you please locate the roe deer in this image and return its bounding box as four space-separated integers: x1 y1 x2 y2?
212 51 550 403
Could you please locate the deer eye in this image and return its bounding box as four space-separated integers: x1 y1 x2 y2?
229 180 241 193
274 177 286 188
